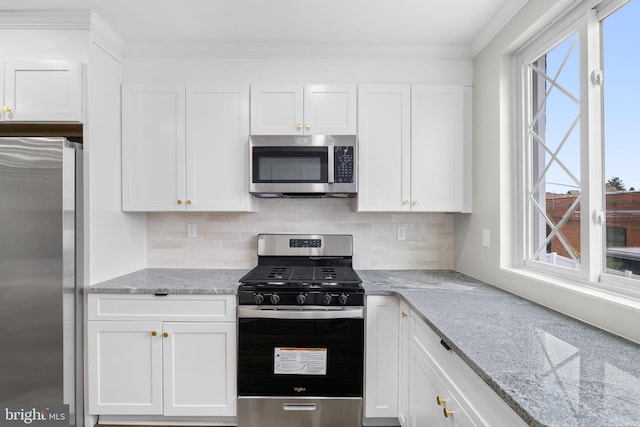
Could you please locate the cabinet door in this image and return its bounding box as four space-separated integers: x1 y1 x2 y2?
163 322 237 416
365 296 399 418
410 343 477 427
88 321 163 415
3 60 81 121
122 84 186 211
410 343 446 427
398 300 411 426
357 85 411 211
304 84 356 135
250 84 303 135
186 85 254 211
411 85 464 212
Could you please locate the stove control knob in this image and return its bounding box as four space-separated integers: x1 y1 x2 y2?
339 293 349 305
296 294 306 305
270 293 280 305
322 293 333 305
254 293 264 305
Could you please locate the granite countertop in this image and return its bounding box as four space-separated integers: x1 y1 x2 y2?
87 268 640 427
85 268 248 294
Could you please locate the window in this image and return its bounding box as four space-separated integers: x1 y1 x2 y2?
607 227 626 248
518 0 640 293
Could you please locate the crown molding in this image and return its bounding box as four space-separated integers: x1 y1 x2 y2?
90 12 125 62
0 9 125 61
124 42 473 60
470 0 529 56
0 10 92 30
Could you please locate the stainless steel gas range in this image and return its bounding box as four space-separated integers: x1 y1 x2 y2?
237 234 365 427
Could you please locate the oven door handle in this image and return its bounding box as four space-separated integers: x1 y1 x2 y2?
283 403 318 411
238 306 363 319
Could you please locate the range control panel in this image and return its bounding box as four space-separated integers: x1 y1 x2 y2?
290 238 322 248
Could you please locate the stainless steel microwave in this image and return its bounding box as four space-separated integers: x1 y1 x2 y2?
249 135 357 198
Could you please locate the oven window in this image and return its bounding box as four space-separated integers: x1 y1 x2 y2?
253 147 328 183
238 317 364 397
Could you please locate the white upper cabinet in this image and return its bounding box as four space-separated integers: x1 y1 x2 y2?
122 84 254 212
357 83 471 213
250 84 356 135
2 60 81 121
303 84 357 135
250 84 302 135
357 84 411 212
122 84 186 212
411 84 466 212
186 85 252 211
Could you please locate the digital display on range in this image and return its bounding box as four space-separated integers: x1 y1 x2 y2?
290 239 322 248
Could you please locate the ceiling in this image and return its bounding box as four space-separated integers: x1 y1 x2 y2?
1 0 528 56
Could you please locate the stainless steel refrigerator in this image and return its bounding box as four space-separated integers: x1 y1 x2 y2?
0 136 83 426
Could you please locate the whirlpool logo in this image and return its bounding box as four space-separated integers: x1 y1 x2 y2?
1 405 68 426
293 387 307 393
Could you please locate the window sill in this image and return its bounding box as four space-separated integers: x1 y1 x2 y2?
499 266 640 343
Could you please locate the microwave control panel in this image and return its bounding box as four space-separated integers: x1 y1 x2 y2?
335 146 354 183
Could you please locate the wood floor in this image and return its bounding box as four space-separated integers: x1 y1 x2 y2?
97 425 399 427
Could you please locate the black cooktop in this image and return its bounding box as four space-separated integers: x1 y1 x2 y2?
238 265 364 306
239 265 362 285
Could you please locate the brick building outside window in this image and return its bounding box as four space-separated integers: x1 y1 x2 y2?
546 190 640 274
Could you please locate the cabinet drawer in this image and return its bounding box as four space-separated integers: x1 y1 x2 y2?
410 311 453 373
410 310 528 427
410 341 478 427
88 294 236 321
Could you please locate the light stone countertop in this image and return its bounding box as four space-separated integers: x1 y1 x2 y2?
85 268 248 294
87 268 640 427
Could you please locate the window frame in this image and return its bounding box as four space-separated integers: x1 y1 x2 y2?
514 0 640 298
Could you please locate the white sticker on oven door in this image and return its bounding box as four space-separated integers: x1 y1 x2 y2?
274 347 327 375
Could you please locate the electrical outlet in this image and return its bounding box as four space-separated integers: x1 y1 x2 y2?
187 224 197 240
397 226 406 241
482 229 490 248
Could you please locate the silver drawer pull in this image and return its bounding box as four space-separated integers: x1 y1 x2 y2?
282 403 318 411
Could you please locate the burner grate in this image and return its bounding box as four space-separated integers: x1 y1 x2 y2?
267 267 288 280
240 265 361 284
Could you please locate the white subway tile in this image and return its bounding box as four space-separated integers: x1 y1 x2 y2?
147 199 454 269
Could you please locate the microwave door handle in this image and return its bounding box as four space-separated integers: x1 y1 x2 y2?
327 146 335 184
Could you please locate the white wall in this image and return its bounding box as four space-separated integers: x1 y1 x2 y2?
454 0 640 344
87 27 147 285
125 54 471 270
0 28 88 60
123 56 473 85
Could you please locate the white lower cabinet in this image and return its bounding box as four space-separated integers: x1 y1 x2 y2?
397 300 411 426
87 294 236 419
407 310 528 427
409 340 476 427
162 322 236 416
365 296 527 427
88 320 163 415
364 296 399 418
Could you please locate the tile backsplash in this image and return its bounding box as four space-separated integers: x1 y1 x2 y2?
147 198 453 269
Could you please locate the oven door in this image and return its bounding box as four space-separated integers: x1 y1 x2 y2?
237 306 364 398
237 306 364 427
